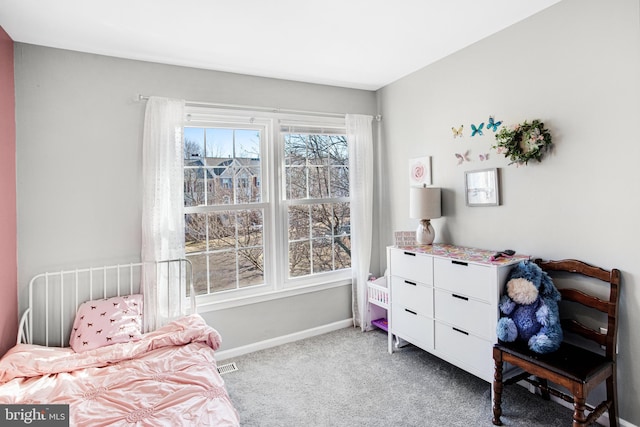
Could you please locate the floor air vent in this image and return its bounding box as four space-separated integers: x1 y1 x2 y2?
217 362 239 375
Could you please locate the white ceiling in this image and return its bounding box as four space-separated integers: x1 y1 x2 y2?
0 0 561 90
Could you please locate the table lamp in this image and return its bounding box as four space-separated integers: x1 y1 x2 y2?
409 186 441 245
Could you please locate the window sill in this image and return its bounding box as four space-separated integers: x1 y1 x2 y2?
195 278 352 313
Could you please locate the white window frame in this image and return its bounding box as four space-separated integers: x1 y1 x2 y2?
185 107 351 311
278 119 352 290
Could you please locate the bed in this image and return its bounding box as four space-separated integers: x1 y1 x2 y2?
0 259 240 426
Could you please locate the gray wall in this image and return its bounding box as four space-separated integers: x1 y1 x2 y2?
14 44 377 350
377 0 640 424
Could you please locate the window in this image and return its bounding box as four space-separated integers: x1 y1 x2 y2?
183 110 350 302
183 123 268 296
282 126 351 278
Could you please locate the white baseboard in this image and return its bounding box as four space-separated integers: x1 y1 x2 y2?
215 318 353 362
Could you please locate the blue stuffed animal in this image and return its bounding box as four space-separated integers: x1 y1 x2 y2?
496 260 563 354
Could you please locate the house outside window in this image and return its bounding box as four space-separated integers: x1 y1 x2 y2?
183 109 351 303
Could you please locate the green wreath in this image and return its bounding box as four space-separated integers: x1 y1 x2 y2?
493 119 552 165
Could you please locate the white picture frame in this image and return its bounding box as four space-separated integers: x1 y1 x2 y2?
465 168 500 207
409 156 432 187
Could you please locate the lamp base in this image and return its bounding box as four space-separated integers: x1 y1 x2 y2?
416 219 435 245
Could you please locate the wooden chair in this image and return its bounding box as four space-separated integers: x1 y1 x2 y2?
492 259 621 426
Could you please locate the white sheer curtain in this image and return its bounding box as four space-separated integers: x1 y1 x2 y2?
141 96 186 331
347 114 374 331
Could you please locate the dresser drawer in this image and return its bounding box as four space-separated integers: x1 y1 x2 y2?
433 258 494 302
389 249 433 285
390 276 433 317
392 305 434 351
434 321 493 382
434 289 493 339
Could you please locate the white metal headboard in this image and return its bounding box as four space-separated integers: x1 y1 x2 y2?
18 259 195 347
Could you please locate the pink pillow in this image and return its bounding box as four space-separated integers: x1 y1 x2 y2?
69 294 143 352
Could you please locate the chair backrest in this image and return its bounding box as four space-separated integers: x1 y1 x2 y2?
534 258 621 361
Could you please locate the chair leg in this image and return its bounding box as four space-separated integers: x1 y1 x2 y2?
539 378 550 400
606 373 619 427
572 394 588 427
492 354 504 426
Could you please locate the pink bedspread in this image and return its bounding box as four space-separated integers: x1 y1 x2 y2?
0 314 240 426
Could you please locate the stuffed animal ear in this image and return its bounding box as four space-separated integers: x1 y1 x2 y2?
540 271 562 301
507 261 528 281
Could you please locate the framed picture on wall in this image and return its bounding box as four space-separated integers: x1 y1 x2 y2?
409 156 432 187
465 168 500 207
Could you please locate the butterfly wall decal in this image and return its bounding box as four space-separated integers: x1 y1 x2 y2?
455 150 470 165
471 123 484 137
479 153 489 161
487 116 502 132
451 125 464 138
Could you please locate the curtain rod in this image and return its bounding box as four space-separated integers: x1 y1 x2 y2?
136 94 381 121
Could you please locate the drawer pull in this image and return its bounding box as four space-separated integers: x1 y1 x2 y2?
452 260 468 266
403 251 416 256
404 280 417 286
452 327 469 336
452 294 469 301
405 308 417 315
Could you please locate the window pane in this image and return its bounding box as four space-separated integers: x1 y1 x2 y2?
206 128 233 158
184 128 205 160
307 135 328 165
311 204 332 238
286 166 307 199
334 235 351 269
186 127 262 208
209 251 237 292
284 134 307 165
184 167 204 207
185 213 206 254
235 167 258 204
283 132 348 202
206 166 230 205
333 202 350 237
209 160 235 203
288 205 310 241
238 209 263 247
208 211 236 250
308 166 328 198
235 129 260 158
312 238 333 274
330 166 349 197
328 136 348 165
187 253 209 296
289 241 310 278
238 248 264 287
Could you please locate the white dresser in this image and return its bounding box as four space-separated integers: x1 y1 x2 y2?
387 244 528 383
